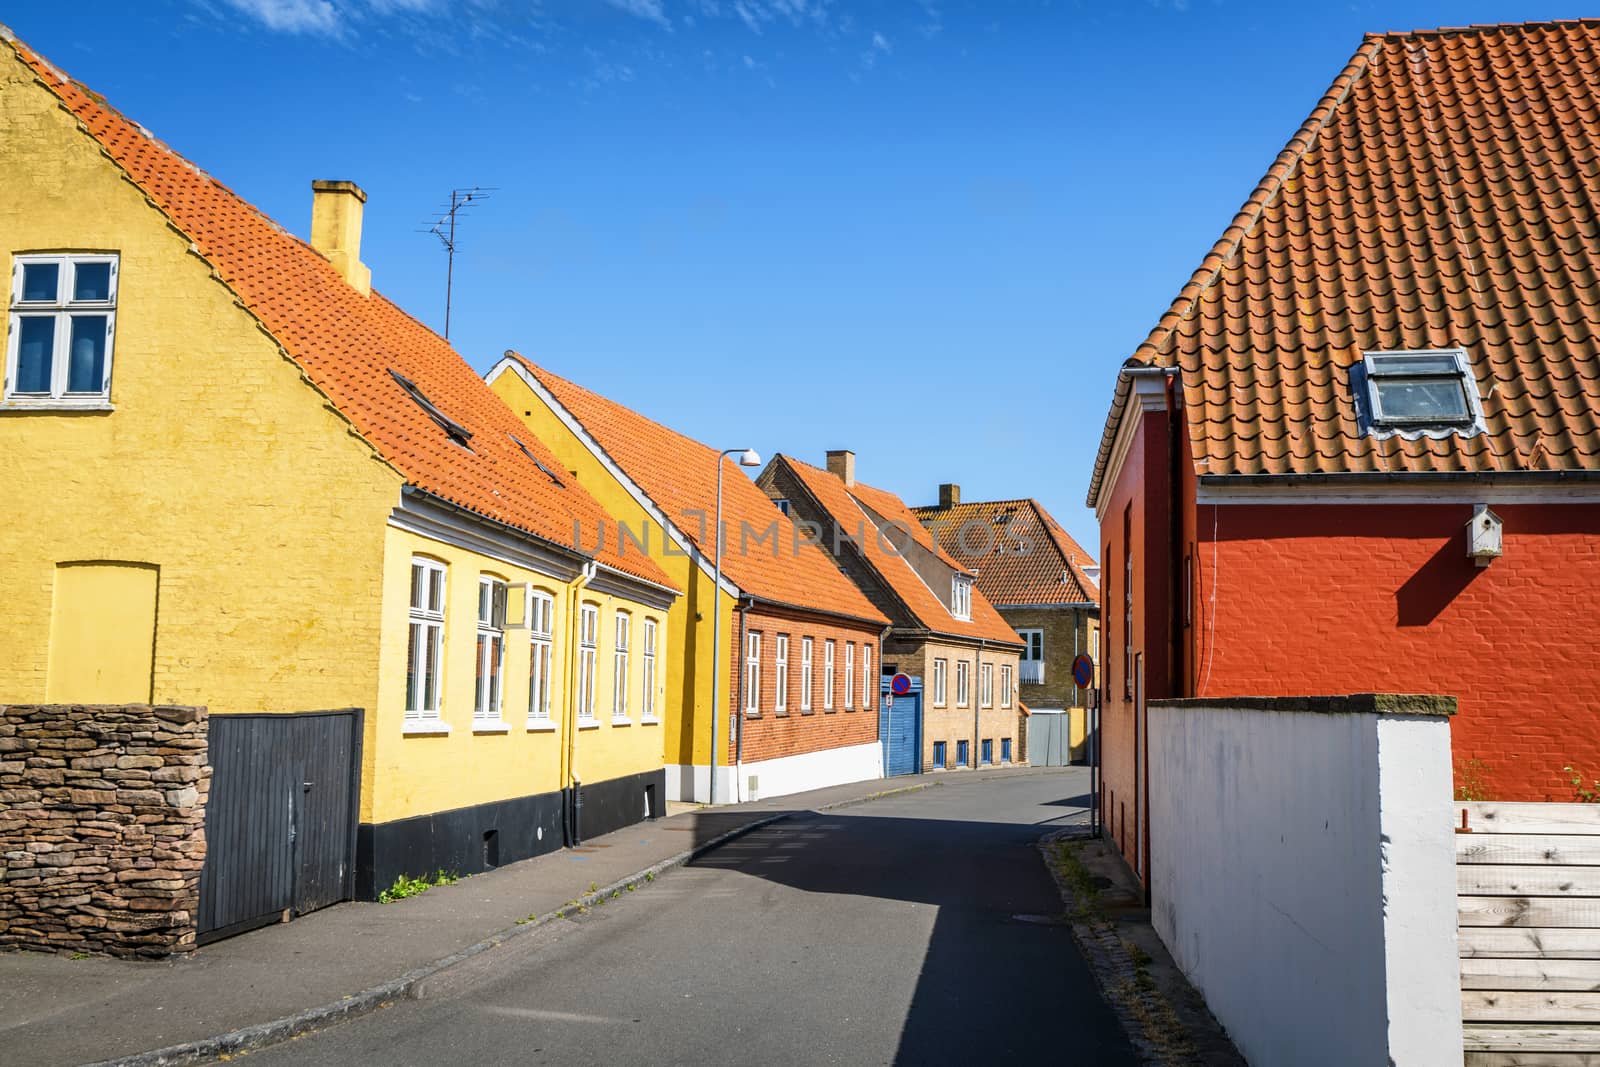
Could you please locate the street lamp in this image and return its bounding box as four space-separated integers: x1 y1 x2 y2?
710 447 762 805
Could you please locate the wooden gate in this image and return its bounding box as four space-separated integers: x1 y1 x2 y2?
1458 801 1600 1063
197 710 362 942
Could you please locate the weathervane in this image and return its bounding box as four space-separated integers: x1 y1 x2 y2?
419 187 495 340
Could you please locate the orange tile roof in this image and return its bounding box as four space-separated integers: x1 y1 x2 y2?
3 33 675 593
1089 20 1600 504
508 358 888 626
775 456 1021 646
911 498 1099 606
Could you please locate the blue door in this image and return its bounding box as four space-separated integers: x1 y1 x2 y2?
878 682 922 777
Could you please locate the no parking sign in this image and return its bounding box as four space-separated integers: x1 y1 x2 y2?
1071 653 1095 689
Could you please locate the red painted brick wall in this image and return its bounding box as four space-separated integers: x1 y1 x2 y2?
730 604 881 765
1192 501 1600 802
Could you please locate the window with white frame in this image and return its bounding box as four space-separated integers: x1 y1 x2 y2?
406 558 446 721
642 618 658 720
613 611 631 719
932 658 948 707
775 635 789 713
844 643 855 709
801 637 814 711
578 604 598 722
1000 664 1013 708
1017 629 1044 662
1090 626 1100 662
956 660 970 708
527 589 554 722
745 632 762 713
475 577 508 722
951 576 973 621
6 254 118 405
1361 349 1482 431
823 640 836 710
980 663 993 708
862 645 873 709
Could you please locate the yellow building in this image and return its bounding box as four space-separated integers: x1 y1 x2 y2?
0 32 677 906
488 358 891 803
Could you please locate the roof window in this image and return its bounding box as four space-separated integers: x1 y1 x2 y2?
508 434 564 487
1360 350 1482 433
390 370 473 448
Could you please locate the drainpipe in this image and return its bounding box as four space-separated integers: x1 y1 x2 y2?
563 561 597 846
973 638 986 767
733 597 751 802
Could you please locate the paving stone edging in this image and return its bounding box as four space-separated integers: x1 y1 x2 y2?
89 780 938 1067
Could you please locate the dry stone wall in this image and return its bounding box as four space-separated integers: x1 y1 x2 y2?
0 704 209 957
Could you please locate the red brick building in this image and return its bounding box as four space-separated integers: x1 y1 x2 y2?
1088 21 1600 882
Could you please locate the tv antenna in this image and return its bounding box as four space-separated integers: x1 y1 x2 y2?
419 187 495 340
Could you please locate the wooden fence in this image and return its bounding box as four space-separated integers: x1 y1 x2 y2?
1459 801 1600 1065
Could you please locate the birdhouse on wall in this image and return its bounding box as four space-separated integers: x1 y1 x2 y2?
1467 504 1503 566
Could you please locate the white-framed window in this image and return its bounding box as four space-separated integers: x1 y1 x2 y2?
844 643 855 709
406 558 447 721
1090 626 1100 662
642 617 658 720
612 611 631 720
956 660 970 708
1018 629 1044 662
475 577 508 723
932 658 947 707
823 640 836 710
1000 664 1013 708
1361 349 1482 432
527 589 554 723
801 637 814 711
951 576 973 621
862 645 873 709
578 603 598 722
775 635 789 713
745 632 762 713
6 253 118 406
980 663 993 708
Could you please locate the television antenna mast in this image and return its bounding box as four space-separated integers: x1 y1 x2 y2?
419 187 495 340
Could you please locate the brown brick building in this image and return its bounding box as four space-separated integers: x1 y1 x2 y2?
913 489 1100 764
759 452 1024 773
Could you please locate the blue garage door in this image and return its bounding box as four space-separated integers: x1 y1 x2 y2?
879 686 921 777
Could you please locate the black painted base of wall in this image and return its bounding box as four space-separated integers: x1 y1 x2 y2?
355 767 667 900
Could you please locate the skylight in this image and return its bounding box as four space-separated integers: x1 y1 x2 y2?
1361 350 1482 432
389 370 473 447
509 434 564 487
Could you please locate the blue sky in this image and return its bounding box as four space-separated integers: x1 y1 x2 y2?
6 1 1579 550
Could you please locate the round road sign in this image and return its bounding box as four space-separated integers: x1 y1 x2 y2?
1071 653 1095 689
890 673 912 696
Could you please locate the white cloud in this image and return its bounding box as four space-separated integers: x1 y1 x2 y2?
605 0 672 29
219 0 342 35
870 31 890 53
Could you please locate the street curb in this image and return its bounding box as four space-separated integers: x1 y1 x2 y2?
89 812 793 1067
88 781 940 1067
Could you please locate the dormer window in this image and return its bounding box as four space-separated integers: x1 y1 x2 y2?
5 253 119 408
390 369 472 447
1362 350 1481 432
951 575 973 621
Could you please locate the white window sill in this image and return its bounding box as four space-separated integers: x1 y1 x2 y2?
610 716 632 727
578 719 600 731
403 720 451 736
0 398 114 413
525 719 557 732
472 720 511 734
640 716 661 726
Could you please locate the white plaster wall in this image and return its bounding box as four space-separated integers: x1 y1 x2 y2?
667 742 884 804
1149 704 1459 1067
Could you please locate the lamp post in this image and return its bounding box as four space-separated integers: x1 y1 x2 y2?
710 447 762 805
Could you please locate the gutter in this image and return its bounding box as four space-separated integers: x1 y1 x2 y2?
1085 364 1175 510
1198 469 1600 487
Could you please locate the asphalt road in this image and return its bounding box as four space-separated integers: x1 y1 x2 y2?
253 769 1135 1066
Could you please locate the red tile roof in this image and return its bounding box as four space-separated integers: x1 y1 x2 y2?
1089 20 1600 504
508 358 888 626
3 32 675 593
774 456 1021 646
911 498 1099 606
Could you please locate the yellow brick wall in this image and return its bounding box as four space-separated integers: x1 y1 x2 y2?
0 58 399 737
489 368 734 771
370 526 668 824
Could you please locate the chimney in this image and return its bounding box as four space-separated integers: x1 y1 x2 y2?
825 449 855 487
310 180 372 296
938 483 960 508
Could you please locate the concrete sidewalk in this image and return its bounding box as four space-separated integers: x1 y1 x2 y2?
2 766 1061 1066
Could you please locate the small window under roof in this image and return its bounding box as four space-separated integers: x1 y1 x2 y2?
1361 349 1482 433
508 434 564 487
389 370 473 448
